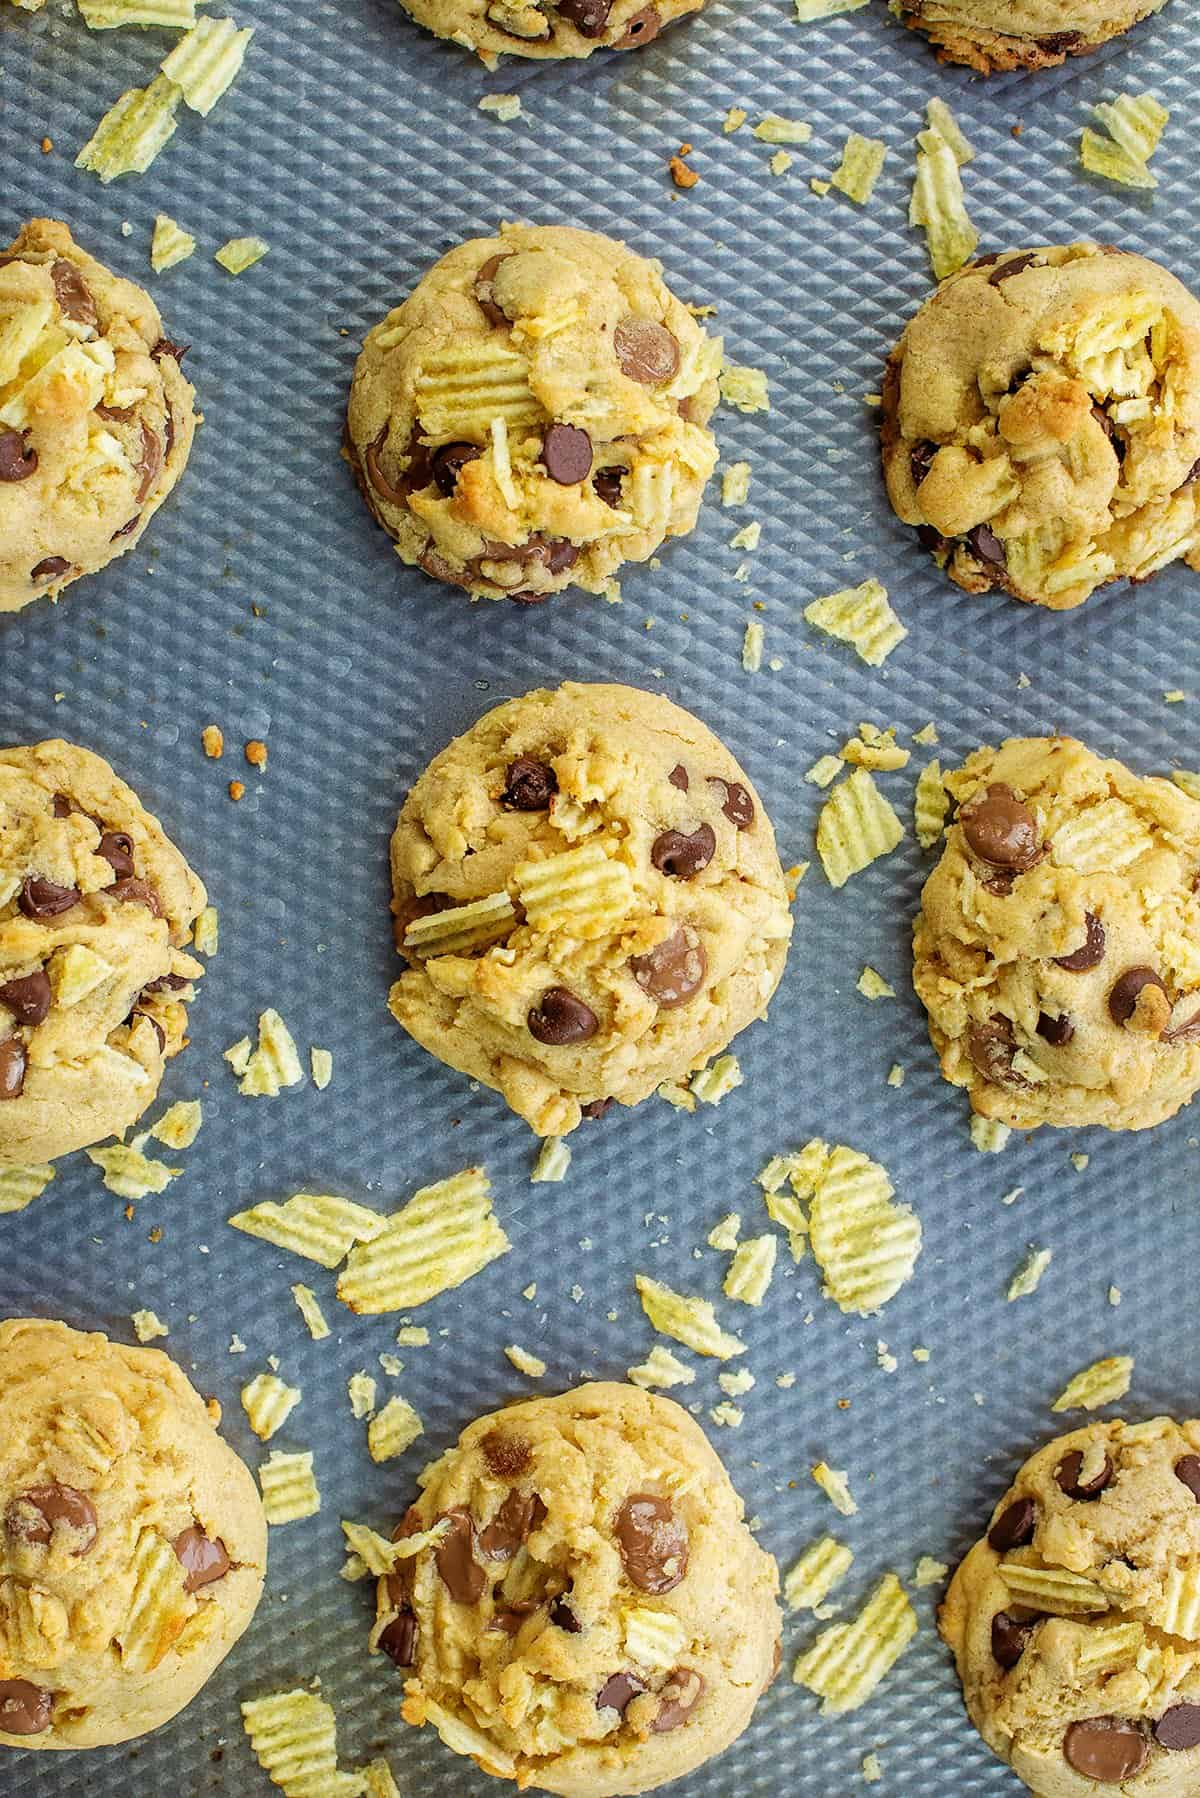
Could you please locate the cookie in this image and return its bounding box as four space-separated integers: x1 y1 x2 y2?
0 220 197 616
881 243 1200 610
941 1415 1200 1796
387 682 793 1136
0 1317 266 1749
912 736 1200 1133
393 0 702 62
895 0 1168 73
0 740 207 1165
372 1381 780 1797
346 224 720 604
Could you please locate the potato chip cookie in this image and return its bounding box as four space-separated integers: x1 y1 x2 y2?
394 0 702 61
882 243 1200 610
0 219 196 616
941 1415 1200 1795
0 1317 266 1749
894 0 1168 73
387 682 793 1136
913 736 1200 1133
0 740 207 1165
346 224 720 603
370 1381 780 1796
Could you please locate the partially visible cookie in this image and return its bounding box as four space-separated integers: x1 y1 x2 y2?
894 0 1168 73
0 220 196 615
942 1415 1200 1796
387 682 793 1136
0 740 207 1165
346 224 720 604
0 1317 266 1749
882 243 1200 610
372 1381 780 1797
394 0 702 61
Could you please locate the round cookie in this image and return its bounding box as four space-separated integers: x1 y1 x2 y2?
393 0 702 62
894 0 1168 73
941 1415 1200 1796
0 1317 267 1749
387 682 793 1136
0 740 208 1165
346 224 720 604
913 736 1200 1134
371 1381 780 1797
0 219 197 616
882 243 1200 610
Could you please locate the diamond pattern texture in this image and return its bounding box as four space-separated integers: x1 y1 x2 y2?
1 0 1198 1792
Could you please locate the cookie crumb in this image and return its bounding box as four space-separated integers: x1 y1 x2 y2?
228 779 245 801
202 724 224 758
669 152 699 189
130 1308 168 1343
245 739 268 769
504 1343 547 1378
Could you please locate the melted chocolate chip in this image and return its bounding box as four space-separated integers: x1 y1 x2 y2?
596 1671 646 1714
7 1483 97 1553
1054 912 1106 972
1166 1007 1200 1043
917 523 951 555
31 557 71 584
140 972 189 997
991 1612 1036 1670
482 533 579 576
0 428 37 482
556 0 612 33
430 441 481 498
1175 1455 1200 1501
1055 1450 1114 1501
479 1491 546 1561
51 793 73 818
0 971 51 1026
490 1601 539 1636
650 823 715 880
378 1611 418 1667
528 987 598 1046
0 1038 26 1101
910 440 937 487
988 252 1039 287
1155 1704 1200 1751
501 756 558 810
51 259 97 329
708 776 754 829
1108 966 1168 1029
593 466 625 508
988 1497 1036 1552
19 877 79 920
629 925 707 1008
110 514 141 542
965 523 1006 568
967 1015 1027 1087
172 1525 231 1591
668 764 689 792
97 830 135 880
0 1679 52 1736
615 2 660 46
960 784 1042 871
542 423 593 485
652 1669 705 1733
615 1494 689 1593
152 337 189 363
551 1597 582 1632
365 430 420 506
474 254 512 330
435 1508 484 1604
614 317 680 385
1063 1718 1148 1783
135 422 163 505
481 1432 532 1479
1036 1012 1075 1047
107 877 163 916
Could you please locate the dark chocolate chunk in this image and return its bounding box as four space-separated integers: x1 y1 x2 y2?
434 1508 484 1604
19 877 80 920
1036 1012 1074 1046
542 423 593 485
1055 1450 1114 1501
629 925 706 1008
652 1669 705 1732
1108 966 1168 1029
0 971 52 1026
474 254 512 330
501 757 557 811
172 1525 231 1591
479 1491 546 1562
991 1612 1036 1670
708 776 754 829
0 1038 26 1101
0 1680 52 1736
556 0 612 34
1155 1704 1200 1751
430 442 481 497
0 428 37 482
528 987 598 1046
988 252 1039 286
51 259 97 328
596 1671 646 1714
7 1483 97 1553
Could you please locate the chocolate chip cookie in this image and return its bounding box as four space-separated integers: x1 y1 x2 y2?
0 1317 266 1749
895 0 1168 73
913 736 1200 1133
0 740 207 1165
346 224 720 604
0 219 197 615
941 1415 1200 1796
393 0 702 61
387 681 793 1136
371 1381 780 1796
882 243 1200 610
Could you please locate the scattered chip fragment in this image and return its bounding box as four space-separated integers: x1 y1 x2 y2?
635 1274 746 1359
816 770 905 888
229 1191 385 1267
242 1371 302 1441
1051 1355 1134 1413
367 1394 424 1463
804 579 905 667
785 1537 854 1612
794 1574 917 1713
160 15 253 115
337 1167 509 1314
259 1450 320 1524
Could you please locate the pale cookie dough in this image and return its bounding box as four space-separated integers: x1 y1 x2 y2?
942 1416 1200 1795
387 682 793 1136
346 224 720 603
394 0 702 62
0 1317 266 1749
0 219 196 615
0 740 207 1165
371 1381 780 1797
882 243 1200 610
894 0 1168 72
913 736 1200 1133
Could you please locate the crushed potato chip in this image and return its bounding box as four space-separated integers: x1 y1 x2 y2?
804 579 905 667
707 1212 741 1252
130 1309 168 1343
914 759 948 849
1051 1355 1133 1413
75 75 182 183
812 1462 857 1516
515 841 634 939
925 97 973 165
343 1516 448 1576
367 1394 424 1463
831 133 887 204
721 460 751 505
360 1758 401 1798
479 93 521 122
723 1234 777 1306
505 1343 547 1378
310 1047 333 1091
291 1283 330 1341
998 1563 1108 1614
224 1036 252 1076
840 734 909 773
658 1079 697 1112
0 1164 55 1213
150 213 195 273
1155 1563 1200 1640
719 361 770 414
347 1371 377 1420
149 1100 202 1150
910 125 978 278
755 114 812 144
1007 1247 1052 1302
241 1688 356 1796
742 619 765 673
794 1574 916 1712
785 1537 854 1612
160 16 253 115
816 770 905 888
626 1345 696 1389
242 1371 301 1441
723 105 747 132
214 235 269 276
913 1555 948 1588
404 890 516 955
259 1450 320 1524
856 967 895 1000
635 1274 746 1360
87 1143 180 1200
117 1527 191 1672
1082 91 1169 188
622 1606 687 1670
79 0 196 23
806 754 844 789
236 1009 305 1097
337 1167 508 1314
192 905 219 955
970 1115 1011 1154
690 1054 743 1105
531 1138 570 1183
229 1191 385 1267
1077 1621 1145 1673
50 943 114 1008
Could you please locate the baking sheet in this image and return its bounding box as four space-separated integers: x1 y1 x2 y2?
1 0 1198 1790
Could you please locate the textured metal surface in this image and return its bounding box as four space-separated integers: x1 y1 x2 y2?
0 0 1197 1791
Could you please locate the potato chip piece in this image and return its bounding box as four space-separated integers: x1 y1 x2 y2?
755 114 812 144
806 754 844 789
721 460 752 505
514 841 635 938
1078 126 1156 189
742 619 764 673
87 1143 181 1200
719 361 770 414
806 1144 920 1315
129 1309 167 1343
242 1371 302 1441
999 1562 1109 1614
841 736 909 773
411 1696 516 1780
626 1345 696 1390
1052 1355 1134 1413
160 15 253 115
0 1578 67 1667
1172 770 1200 802
415 340 542 438
1154 1562 1200 1640
342 1517 448 1576
914 759 948 849
723 1234 777 1306
723 106 747 132
970 1115 1011 1154
79 0 196 23
804 578 905 667
531 1137 570 1183
479 93 521 122
856 967 894 1000
831 133 886 205
347 1371 377 1420
224 1035 252 1075
707 1212 741 1251
505 1343 547 1378
1007 1247 1052 1302
241 1688 357 1796
910 127 978 279
49 943 114 1007
925 97 973 165
1076 1621 1144 1673
404 890 516 956
793 1574 917 1712
310 1047 333 1090
238 1008 305 1097
635 1274 746 1360
1050 799 1154 874
290 1283 330 1341
812 1462 857 1517
360 1759 401 1798
337 1167 508 1314
229 1191 385 1267
785 1537 854 1612
76 75 182 182
150 213 196 273
367 1394 424 1463
259 1449 320 1524
215 236 268 275
193 905 219 955
622 1606 687 1670
690 1054 743 1105
794 0 867 15
149 1099 202 1149
0 1163 55 1213
1093 91 1169 164
913 1556 947 1589
118 1527 191 1672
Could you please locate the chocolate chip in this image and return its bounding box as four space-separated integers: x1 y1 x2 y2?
650 823 715 880
430 442 481 498
388 1503 425 1611
7 1483 97 1553
556 0 612 33
135 422 163 505
31 556 71 583
581 1097 612 1120
966 523 1006 568
0 1679 52 1736
593 467 625 508
51 793 73 818
987 252 1039 286
96 402 135 424
1063 1718 1148 1783
482 533 579 575
542 423 593 485
1108 966 1168 1029
474 253 512 329
910 440 937 486
435 1508 484 1604
528 987 598 1046
991 1612 1036 1670
614 2 660 45
107 877 163 917
916 523 951 554
1036 1012 1074 1046
960 783 1042 871
1155 1704 1200 1751
1184 457 1200 488
97 830 135 880
668 764 689 792
490 1601 538 1636
967 1015 1027 1087
988 1497 1036 1552
172 1525 231 1591
614 317 680 385
110 515 141 542
708 776 754 829
0 428 37 482
481 1431 532 1479
629 925 706 1009
652 1668 705 1733
479 1491 546 1561
1055 1450 1114 1500
152 337 189 363
1175 1455 1200 1501
140 972 189 997
0 971 51 1025
615 1494 689 1593
551 1597 582 1632
19 877 79 920
596 1671 646 1714
0 1038 26 1101
378 1611 418 1667
1054 912 1106 972
501 756 558 810
51 259 97 329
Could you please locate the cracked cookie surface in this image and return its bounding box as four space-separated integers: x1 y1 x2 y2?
387 682 792 1136
372 1381 780 1797
0 740 207 1165
346 224 720 603
0 1317 266 1749
913 736 1200 1133
882 243 1200 610
894 0 1168 72
0 219 196 616
942 1416 1200 1796
393 0 702 61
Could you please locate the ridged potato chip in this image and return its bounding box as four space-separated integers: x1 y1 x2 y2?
87 1143 181 1200
415 341 542 439
807 1144 921 1315
49 943 115 1007
260 1450 320 1524
719 362 770 414
914 760 948 850
1051 1355 1134 1413
241 1688 359 1797
514 841 635 939
812 1462 857 1517
794 0 867 14
998 1562 1109 1614
150 1100 202 1149
0 1579 68 1667
238 1008 305 1096
1050 800 1154 874
242 1372 302 1441
1155 1562 1200 1639
1077 1621 1144 1672
337 1167 509 1314
215 236 269 276
0 1163 55 1213
79 0 196 22
635 1274 746 1360
347 1371 377 1420
291 1283 330 1340
626 1345 696 1390
361 1759 402 1798
804 579 905 667
229 1191 385 1267
367 1394 424 1463
831 134 886 205
784 1537 854 1612
403 891 516 956
193 905 219 955
910 127 978 279
75 75 182 182
150 213 196 272
970 1116 1011 1154
160 16 253 115
816 769 904 888
793 1574 916 1713
410 1696 516 1780
690 1054 743 1105
117 1528 191 1672
723 1234 777 1305
925 98 973 166
622 1606 687 1670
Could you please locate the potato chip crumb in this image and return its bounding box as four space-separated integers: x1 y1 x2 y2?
505 1343 547 1378
1081 92 1169 189
395 1325 430 1347
720 1368 755 1398
361 1756 403 1798
709 1401 743 1428
215 235 268 276
479 93 521 123
658 1079 697 1112
1109 1285 1122 1306
913 1555 947 1588
794 1573 917 1712
367 1393 424 1462
841 733 909 772
755 113 812 144
88 1143 180 1200
912 1346 930 1363
856 967 894 1001
229 1333 246 1354
806 754 843 789
76 75 181 184
1007 1246 1052 1302
794 0 868 15
1071 1151 1090 1172
721 461 751 506
635 1274 746 1360
1165 689 1187 705
911 122 978 278
1052 1355 1133 1413
786 1537 854 1611
777 1371 796 1388
259 1449 320 1524
149 1099 202 1150
831 133 886 204
229 1190 384 1267
876 1340 898 1373
812 1463 857 1517
242 1371 301 1440
863 1752 884 1783
724 1235 777 1305
236 1008 305 1097
925 97 973 165
149 212 196 274
347 1371 377 1420
811 177 831 196
914 759 949 850
627 1346 694 1393
742 619 765 673
970 1115 1011 1154
690 1054 743 1105
291 1283 330 1341
193 904 219 955
130 1308 167 1343
0 1163 56 1214
531 1137 571 1183
730 520 761 552
887 1064 905 1088
707 1212 741 1252
723 106 747 133
770 150 794 176
912 721 938 746
805 578 905 667
719 361 770 414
